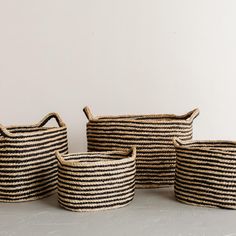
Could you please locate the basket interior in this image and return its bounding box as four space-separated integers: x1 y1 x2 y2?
180 141 236 153
97 112 193 122
62 152 131 163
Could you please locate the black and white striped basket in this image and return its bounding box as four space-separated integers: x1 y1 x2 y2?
0 113 68 202
56 147 136 212
173 138 236 209
83 106 199 189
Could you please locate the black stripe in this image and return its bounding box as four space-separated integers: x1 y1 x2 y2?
0 186 56 201
0 143 68 159
87 130 192 138
176 151 236 164
0 167 57 181
88 146 176 154
87 126 192 133
175 186 236 205
2 130 67 143
0 175 57 189
0 135 67 149
58 166 135 178
0 140 68 154
176 147 236 158
58 188 135 201
58 172 135 183
176 158 236 171
175 174 236 189
0 147 67 168
87 135 190 142
58 179 135 193
58 197 133 210
88 120 192 126
5 127 66 138
58 176 135 188
88 142 176 149
176 165 236 180
175 182 236 197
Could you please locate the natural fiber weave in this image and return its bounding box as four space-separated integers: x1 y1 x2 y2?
83 106 199 188
0 113 68 202
56 147 136 212
173 138 236 209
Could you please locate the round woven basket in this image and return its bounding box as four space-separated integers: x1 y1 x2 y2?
0 113 68 202
173 138 236 209
56 147 136 212
83 106 199 189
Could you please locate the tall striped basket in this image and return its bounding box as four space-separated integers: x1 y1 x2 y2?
56 147 136 212
83 106 199 188
0 113 68 202
173 138 236 209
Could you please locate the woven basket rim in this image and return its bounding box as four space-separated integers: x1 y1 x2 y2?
173 138 236 155
0 112 66 138
83 106 200 124
56 147 136 167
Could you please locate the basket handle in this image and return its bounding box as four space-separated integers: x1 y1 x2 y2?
130 146 137 159
83 106 95 121
173 137 184 148
55 151 65 165
187 108 200 122
37 113 65 128
0 124 14 138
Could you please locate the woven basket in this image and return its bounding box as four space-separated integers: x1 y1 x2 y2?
0 113 68 202
173 138 236 209
83 106 199 189
56 147 136 212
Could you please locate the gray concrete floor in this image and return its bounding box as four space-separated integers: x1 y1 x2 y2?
0 188 235 236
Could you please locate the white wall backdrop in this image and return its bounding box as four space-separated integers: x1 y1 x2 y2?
1 0 236 152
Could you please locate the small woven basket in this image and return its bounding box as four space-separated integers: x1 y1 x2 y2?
83 106 199 188
56 147 136 212
173 138 236 209
0 113 68 202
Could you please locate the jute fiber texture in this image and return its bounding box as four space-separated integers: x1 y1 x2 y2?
56 147 136 212
173 138 236 209
0 113 68 202
83 106 199 189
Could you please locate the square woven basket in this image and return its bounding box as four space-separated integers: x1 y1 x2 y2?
173 138 236 209
0 113 68 202
83 106 199 189
56 147 136 212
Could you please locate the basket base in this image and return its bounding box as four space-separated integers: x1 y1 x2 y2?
0 190 56 203
175 195 236 210
58 197 135 212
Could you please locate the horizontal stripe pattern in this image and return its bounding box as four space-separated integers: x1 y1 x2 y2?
173 138 236 209
0 113 68 202
83 107 199 188
56 147 136 212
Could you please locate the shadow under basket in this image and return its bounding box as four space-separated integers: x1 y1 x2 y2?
173 138 236 209
83 106 199 189
0 113 68 202
56 147 136 212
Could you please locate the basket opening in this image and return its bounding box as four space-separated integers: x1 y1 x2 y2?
97 111 194 122
181 141 236 152
63 152 131 163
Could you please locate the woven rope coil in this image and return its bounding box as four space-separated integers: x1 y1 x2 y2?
83 106 199 188
0 113 68 202
56 147 136 212
173 138 236 209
